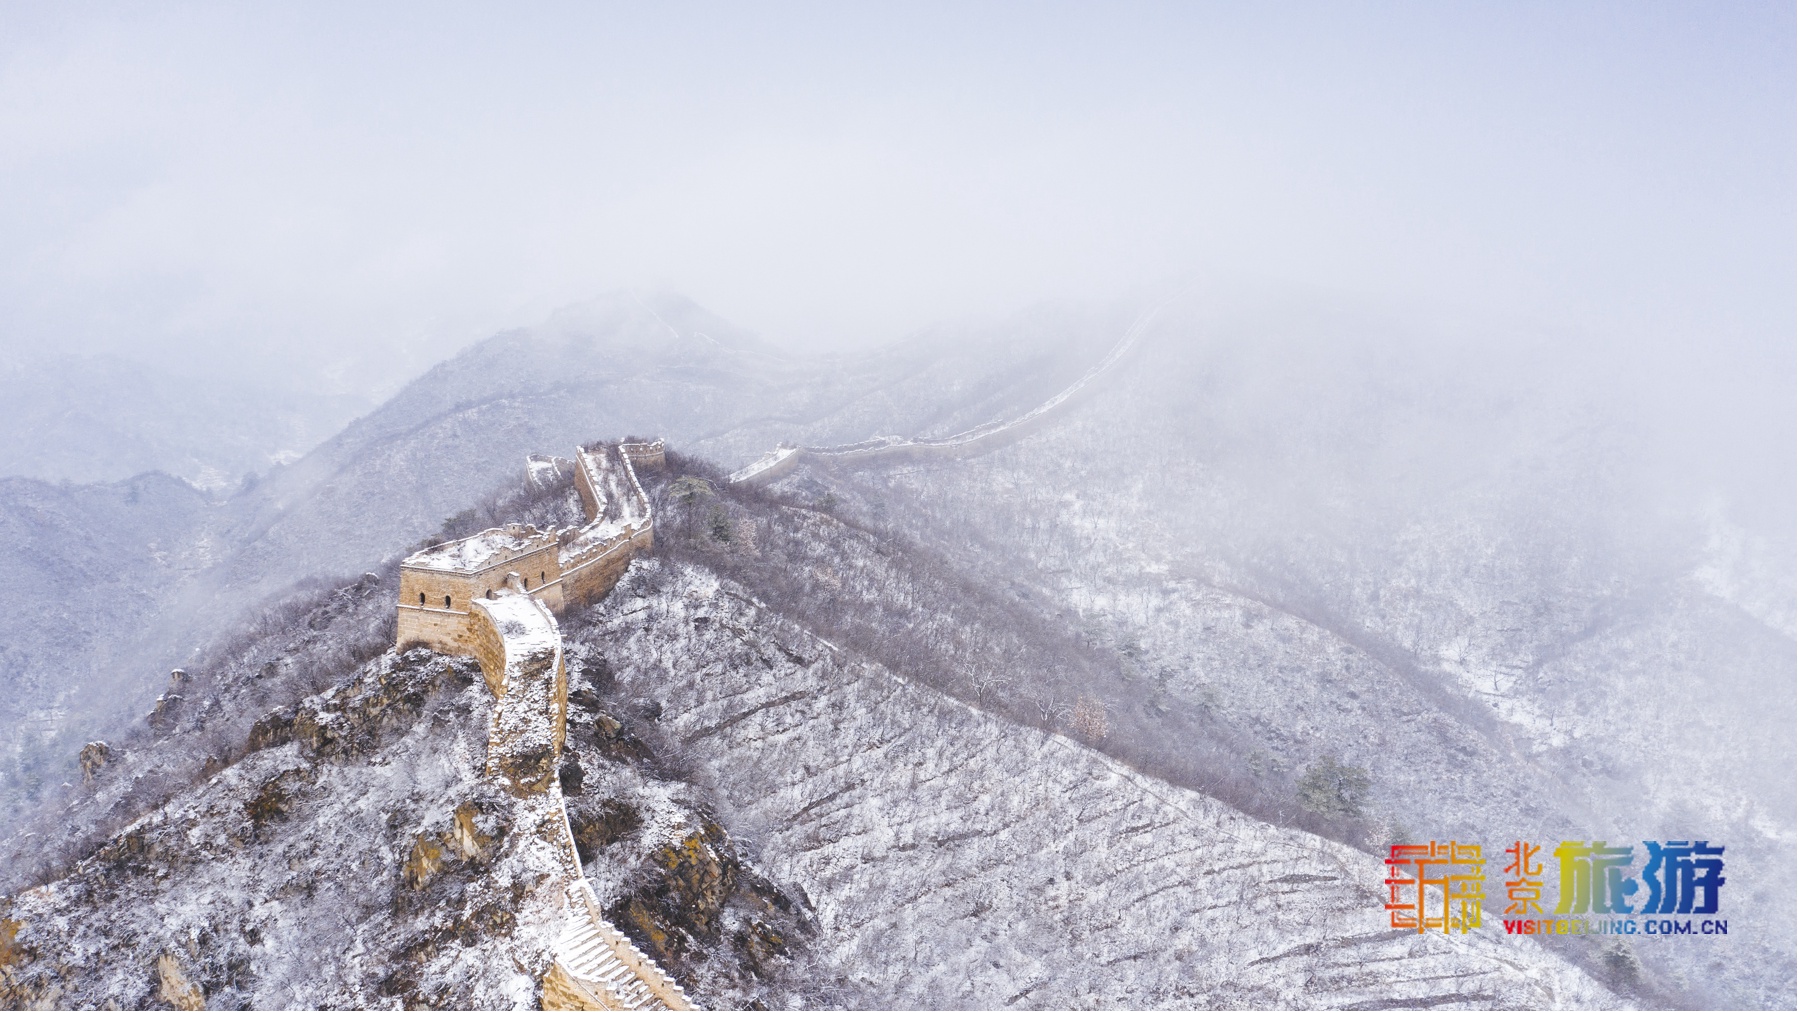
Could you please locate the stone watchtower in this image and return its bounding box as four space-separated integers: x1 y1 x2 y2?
395 440 663 657
396 523 565 657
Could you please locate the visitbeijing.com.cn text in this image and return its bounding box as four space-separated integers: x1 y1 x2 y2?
1500 917 1728 936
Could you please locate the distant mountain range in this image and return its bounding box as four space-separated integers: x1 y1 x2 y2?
0 288 1789 1008
0 353 373 491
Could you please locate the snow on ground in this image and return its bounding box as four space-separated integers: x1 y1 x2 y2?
577 560 1622 1010
2 651 565 1010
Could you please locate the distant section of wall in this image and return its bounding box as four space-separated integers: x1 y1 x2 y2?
573 450 607 522
728 290 1186 486
559 528 649 610
575 443 655 527
528 453 577 492
618 439 666 471
559 443 657 609
727 446 800 486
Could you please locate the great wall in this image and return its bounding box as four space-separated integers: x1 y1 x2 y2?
726 288 1185 486
395 295 1186 1008
394 440 692 1011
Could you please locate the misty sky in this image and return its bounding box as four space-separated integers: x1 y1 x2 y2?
0 2 1791 412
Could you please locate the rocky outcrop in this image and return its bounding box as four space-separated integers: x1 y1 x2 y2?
77 741 111 784
0 651 568 1008
156 952 206 1011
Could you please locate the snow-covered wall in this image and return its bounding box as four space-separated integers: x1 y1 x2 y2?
463 560 691 1009
618 440 666 472
392 438 690 1010
397 442 661 656
562 443 657 609
397 525 565 654
471 583 567 793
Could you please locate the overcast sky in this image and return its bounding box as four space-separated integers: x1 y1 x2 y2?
0 2 1791 406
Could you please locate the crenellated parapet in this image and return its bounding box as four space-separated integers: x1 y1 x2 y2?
560 443 657 609
397 524 566 656
617 439 666 470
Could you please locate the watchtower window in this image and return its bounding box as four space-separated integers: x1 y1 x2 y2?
487 589 495 599
418 592 425 605
540 571 546 584
522 576 529 589
444 595 452 608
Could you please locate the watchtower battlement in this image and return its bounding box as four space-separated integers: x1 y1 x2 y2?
395 440 662 658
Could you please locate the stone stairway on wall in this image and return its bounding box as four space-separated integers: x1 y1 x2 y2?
546 882 692 1011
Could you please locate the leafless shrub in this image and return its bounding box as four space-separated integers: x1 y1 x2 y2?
1068 695 1110 741
968 673 1009 706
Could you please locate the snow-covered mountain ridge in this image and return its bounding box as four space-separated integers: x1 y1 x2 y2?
0 288 1787 1008
0 443 1628 1010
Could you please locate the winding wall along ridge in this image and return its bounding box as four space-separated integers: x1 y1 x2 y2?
396 293 1182 1004
397 441 694 1011
727 289 1189 485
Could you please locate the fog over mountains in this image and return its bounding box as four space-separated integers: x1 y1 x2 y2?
0 353 373 490
0 4 1788 1008
0 292 1118 749
0 287 1789 1008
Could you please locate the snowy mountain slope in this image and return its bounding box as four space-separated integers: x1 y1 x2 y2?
571 558 1619 1008
0 293 1123 831
0 644 806 1010
2 650 536 1010
0 592 814 1010
2 452 1623 1011
757 296 1794 1008
0 471 218 793
1 286 1786 1008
